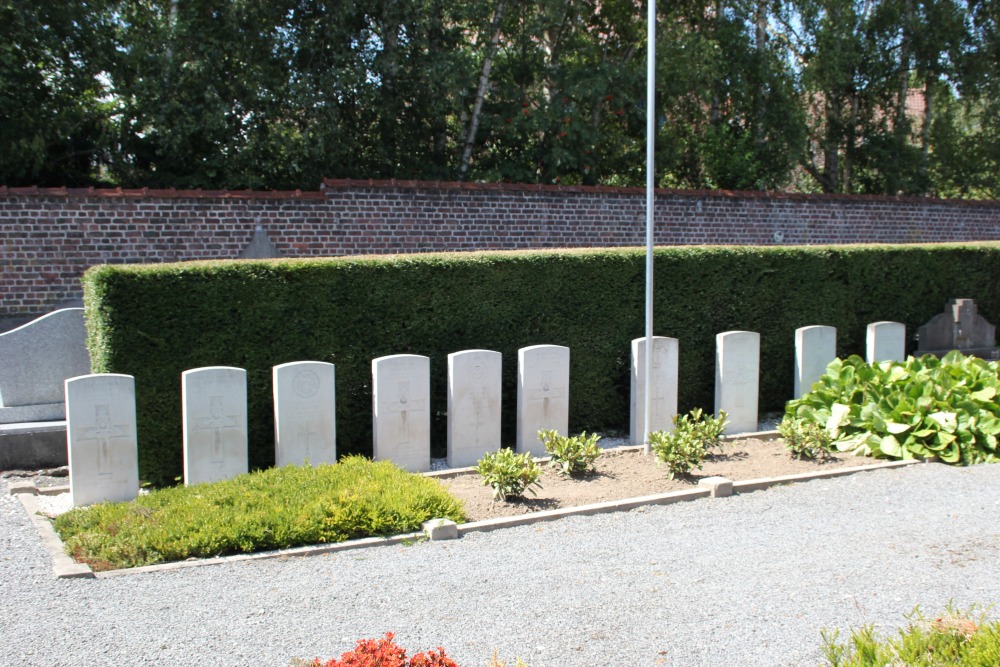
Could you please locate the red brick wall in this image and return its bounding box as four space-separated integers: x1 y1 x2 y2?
3 179 1000 318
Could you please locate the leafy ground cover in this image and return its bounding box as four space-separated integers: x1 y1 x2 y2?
53 457 465 571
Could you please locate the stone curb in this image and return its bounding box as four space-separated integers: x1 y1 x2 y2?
11 441 927 580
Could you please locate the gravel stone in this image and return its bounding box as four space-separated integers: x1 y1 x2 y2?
2 462 999 666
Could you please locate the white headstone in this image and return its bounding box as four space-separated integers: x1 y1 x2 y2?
630 336 679 444
372 354 431 472
795 325 837 398
447 350 502 468
273 361 336 467
516 344 570 457
866 321 906 363
182 367 248 485
715 331 760 434
65 374 139 506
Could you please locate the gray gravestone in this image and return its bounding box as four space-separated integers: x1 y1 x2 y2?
630 336 679 444
182 367 248 485
447 349 502 468
273 361 336 467
916 298 997 357
0 308 91 423
866 321 906 363
65 374 139 506
516 344 570 457
794 325 837 398
372 354 431 472
715 331 760 434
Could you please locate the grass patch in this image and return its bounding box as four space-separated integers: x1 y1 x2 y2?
53 456 466 571
822 604 1000 666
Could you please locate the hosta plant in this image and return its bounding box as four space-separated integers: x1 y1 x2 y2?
777 418 834 460
537 429 602 475
475 448 542 501
784 352 1000 465
650 408 730 479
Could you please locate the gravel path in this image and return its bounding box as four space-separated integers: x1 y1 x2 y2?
2 462 999 667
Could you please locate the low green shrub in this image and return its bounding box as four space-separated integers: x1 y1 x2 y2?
777 418 834 460
474 449 542 501
537 429 601 475
821 604 1000 666
784 351 1000 464
53 456 466 570
650 408 729 479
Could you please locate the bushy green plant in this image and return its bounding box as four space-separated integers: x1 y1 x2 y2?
53 456 466 571
474 448 542 501
537 429 602 475
650 408 730 479
777 418 834 460
785 351 1000 464
821 604 1000 666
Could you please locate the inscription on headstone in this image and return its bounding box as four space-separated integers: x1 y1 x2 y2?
715 331 760 434
447 349 502 468
795 325 837 398
273 361 336 467
372 355 430 472
630 336 679 444
866 321 906 363
65 374 139 506
182 367 248 485
516 345 570 457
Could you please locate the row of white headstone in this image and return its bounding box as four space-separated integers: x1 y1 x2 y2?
64 320 908 507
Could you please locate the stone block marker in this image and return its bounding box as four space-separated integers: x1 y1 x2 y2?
0 308 91 424
517 344 570 457
795 325 837 398
866 321 906 363
372 354 431 472
447 349 502 468
65 374 139 506
715 331 760 434
630 336 679 444
422 518 459 541
273 361 336 468
182 367 248 486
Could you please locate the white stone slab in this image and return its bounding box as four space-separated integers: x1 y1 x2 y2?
715 331 760 434
630 336 679 444
794 325 837 398
182 367 248 486
447 350 502 468
65 374 139 506
516 345 570 457
372 355 431 472
273 361 336 468
866 321 906 363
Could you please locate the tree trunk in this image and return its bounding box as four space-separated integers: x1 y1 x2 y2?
459 0 506 180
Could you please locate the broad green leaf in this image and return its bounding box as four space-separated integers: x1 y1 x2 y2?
971 386 996 401
927 411 958 432
885 421 911 435
879 435 902 458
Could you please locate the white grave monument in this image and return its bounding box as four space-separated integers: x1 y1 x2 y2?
715 331 760 434
866 321 906 363
516 344 570 457
372 354 431 472
630 336 679 444
273 361 336 467
794 325 837 398
182 366 248 485
65 374 139 506
447 350 502 468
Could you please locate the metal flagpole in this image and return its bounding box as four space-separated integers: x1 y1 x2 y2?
643 0 656 455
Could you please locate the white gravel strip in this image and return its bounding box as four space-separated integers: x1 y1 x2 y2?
3 462 999 667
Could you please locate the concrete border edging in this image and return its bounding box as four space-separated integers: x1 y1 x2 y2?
11 447 930 580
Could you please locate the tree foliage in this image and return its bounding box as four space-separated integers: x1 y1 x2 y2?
2 0 999 196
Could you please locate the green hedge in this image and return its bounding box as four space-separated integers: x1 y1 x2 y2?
82 244 1000 486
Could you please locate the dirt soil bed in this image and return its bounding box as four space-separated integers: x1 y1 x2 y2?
442 438 863 522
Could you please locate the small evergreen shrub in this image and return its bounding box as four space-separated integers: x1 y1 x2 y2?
777 418 834 460
650 409 729 479
474 449 542 501
537 429 602 475
54 457 466 570
821 604 1000 666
